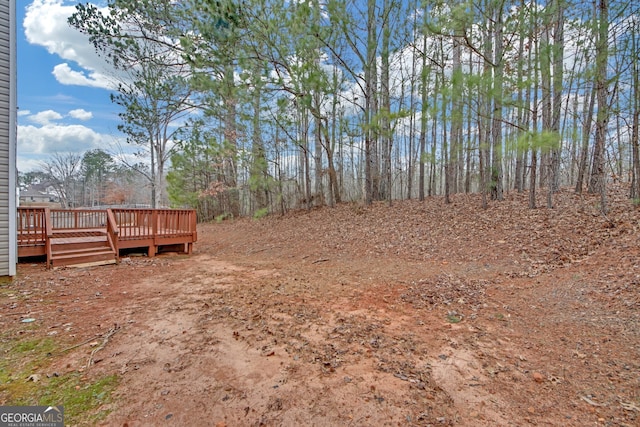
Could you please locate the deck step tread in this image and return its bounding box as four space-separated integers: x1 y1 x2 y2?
51 250 116 261
52 231 106 235
51 247 113 256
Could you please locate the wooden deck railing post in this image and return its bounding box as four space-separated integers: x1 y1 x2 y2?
149 210 158 257
44 207 52 269
189 210 197 254
106 209 120 263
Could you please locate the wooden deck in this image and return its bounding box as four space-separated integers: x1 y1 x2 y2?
17 208 197 268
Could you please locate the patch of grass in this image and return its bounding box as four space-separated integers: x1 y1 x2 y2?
12 337 56 354
253 207 270 220
1 337 58 406
0 335 118 424
446 314 462 323
0 337 57 386
1 337 56 395
215 213 232 223
41 373 118 425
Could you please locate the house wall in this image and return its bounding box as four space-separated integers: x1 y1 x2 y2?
0 2 17 277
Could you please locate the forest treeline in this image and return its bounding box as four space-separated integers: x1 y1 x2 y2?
61 0 639 220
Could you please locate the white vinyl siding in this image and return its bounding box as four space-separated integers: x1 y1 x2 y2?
0 2 16 277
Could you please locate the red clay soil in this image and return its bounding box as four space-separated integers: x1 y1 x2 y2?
2 186 639 426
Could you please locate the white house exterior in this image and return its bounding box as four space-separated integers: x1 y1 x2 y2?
0 1 17 277
19 187 60 205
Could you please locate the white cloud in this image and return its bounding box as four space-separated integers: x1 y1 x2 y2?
29 110 63 126
68 108 93 121
18 123 105 157
18 109 31 117
17 120 137 172
52 63 114 88
24 0 115 89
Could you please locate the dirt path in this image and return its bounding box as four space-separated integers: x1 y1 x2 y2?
2 190 639 426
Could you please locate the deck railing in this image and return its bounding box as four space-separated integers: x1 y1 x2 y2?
49 209 107 230
111 208 197 239
111 209 155 240
17 207 47 247
106 209 119 256
110 208 197 255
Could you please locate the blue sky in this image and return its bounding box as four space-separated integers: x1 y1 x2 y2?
17 0 124 172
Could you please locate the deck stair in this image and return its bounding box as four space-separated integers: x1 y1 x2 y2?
49 229 117 268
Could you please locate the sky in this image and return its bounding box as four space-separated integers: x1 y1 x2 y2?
17 0 123 173
15 0 621 177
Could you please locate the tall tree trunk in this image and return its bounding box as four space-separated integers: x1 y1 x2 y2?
299 106 312 210
490 6 504 201
430 72 439 197
548 0 564 206
313 93 324 206
529 35 540 209
407 8 419 199
480 14 492 209
450 38 463 199
223 64 237 187
329 66 342 205
418 33 428 202
588 0 609 214
631 23 640 202
443 71 450 204
363 0 377 205
575 80 596 193
250 66 269 212
540 15 552 193
380 0 392 204
150 132 157 208
515 0 527 193
465 49 474 194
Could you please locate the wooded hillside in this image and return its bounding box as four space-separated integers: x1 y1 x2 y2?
68 0 640 218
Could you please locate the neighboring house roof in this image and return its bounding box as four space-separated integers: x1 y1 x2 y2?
19 188 59 201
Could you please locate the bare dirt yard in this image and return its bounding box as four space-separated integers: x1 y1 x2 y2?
2 187 639 426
